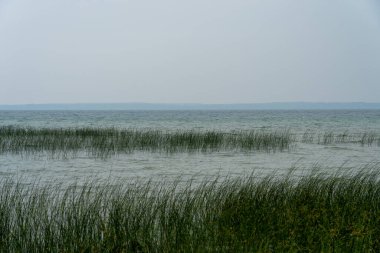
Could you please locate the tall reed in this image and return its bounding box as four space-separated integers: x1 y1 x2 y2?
0 126 293 158
1 168 380 252
1 126 378 158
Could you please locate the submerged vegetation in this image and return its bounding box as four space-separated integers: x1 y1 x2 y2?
0 126 379 158
1 169 380 252
0 126 293 158
301 129 380 146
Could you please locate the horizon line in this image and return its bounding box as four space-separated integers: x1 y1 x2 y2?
1 102 380 111
1 101 380 106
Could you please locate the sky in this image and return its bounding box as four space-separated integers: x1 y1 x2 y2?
0 0 380 104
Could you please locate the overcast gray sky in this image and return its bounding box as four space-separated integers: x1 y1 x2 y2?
0 0 379 104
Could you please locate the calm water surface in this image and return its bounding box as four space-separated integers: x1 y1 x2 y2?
1 110 379 184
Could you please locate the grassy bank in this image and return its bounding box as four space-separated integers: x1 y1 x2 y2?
1 170 380 252
0 126 293 158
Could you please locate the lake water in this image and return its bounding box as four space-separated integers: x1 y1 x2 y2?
1 110 380 184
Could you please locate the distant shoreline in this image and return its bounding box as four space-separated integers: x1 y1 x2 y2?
1 102 380 110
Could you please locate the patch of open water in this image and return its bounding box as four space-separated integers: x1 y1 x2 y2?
0 110 379 184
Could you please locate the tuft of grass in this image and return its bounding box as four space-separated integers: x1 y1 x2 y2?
1 168 380 252
0 126 293 158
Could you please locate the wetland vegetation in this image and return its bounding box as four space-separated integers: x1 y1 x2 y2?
0 126 293 158
1 168 380 252
0 126 379 158
1 120 379 252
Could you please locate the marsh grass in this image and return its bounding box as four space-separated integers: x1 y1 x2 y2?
301 130 380 146
0 126 293 158
1 168 380 252
1 126 379 158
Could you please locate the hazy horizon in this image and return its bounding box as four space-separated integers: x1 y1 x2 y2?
1 101 380 105
1 0 380 104
2 102 380 111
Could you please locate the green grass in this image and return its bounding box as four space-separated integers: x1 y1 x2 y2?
0 126 293 158
1 168 380 252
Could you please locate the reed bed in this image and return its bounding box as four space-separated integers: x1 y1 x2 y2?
0 126 293 158
1 169 380 252
301 130 380 146
1 126 379 158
